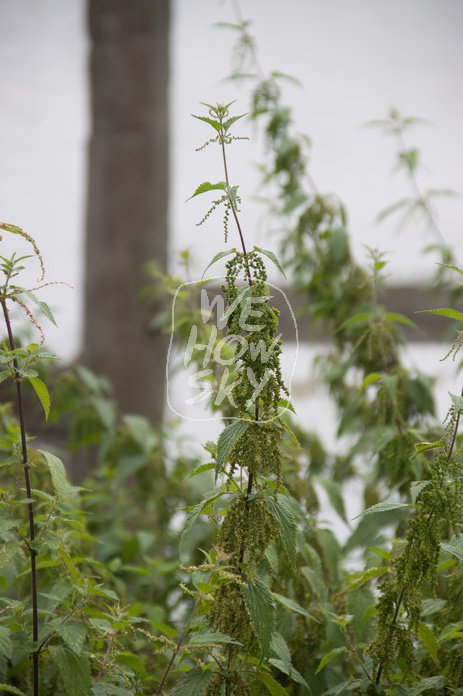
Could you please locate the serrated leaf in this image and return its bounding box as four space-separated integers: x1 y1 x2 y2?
415 307 463 322
0 686 26 695
202 248 236 277
39 449 69 496
53 645 92 696
188 181 226 200
151 622 179 639
170 667 213 696
222 113 246 132
348 566 389 588
57 548 78 585
253 246 286 278
92 685 133 696
449 392 463 414
189 631 242 645
28 376 50 419
272 592 317 622
185 462 215 480
316 646 347 673
384 312 418 329
314 476 347 523
55 621 87 655
255 671 288 696
215 420 249 480
360 604 377 626
19 288 58 327
337 312 370 332
242 575 275 658
412 442 444 456
266 496 297 569
421 598 446 616
0 626 12 660
278 398 296 415
354 501 412 519
366 547 391 560
409 677 445 696
191 114 222 131
269 659 310 689
271 631 292 668
116 651 147 677
439 621 463 642
441 542 463 563
360 373 383 391
418 621 439 663
410 480 432 504
0 541 18 569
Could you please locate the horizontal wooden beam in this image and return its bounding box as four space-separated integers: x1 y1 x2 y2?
199 285 455 343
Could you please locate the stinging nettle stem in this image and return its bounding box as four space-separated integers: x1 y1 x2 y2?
1 298 39 696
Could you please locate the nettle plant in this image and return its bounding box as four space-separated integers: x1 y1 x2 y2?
154 104 312 696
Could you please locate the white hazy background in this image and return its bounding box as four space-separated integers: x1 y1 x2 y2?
0 0 462 534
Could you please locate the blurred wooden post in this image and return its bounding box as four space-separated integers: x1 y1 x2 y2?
83 0 169 428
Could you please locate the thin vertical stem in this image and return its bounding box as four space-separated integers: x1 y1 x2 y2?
1 299 39 696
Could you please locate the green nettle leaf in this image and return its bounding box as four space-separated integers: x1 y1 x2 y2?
449 392 463 414
441 542 463 563
0 541 18 569
316 646 347 673
242 575 276 658
19 288 58 327
0 686 26 695
314 476 347 523
92 684 134 696
253 246 287 278
255 671 288 696
27 376 50 419
191 114 222 131
271 592 317 622
215 420 249 480
266 496 297 568
116 651 147 677
348 566 389 588
55 621 87 656
409 677 446 696
188 181 226 200
169 668 213 696
337 312 371 332
185 462 215 480
57 548 78 585
415 307 463 322
202 248 237 277
152 622 179 639
439 622 463 643
180 501 204 550
222 113 246 132
189 631 242 645
360 372 383 391
422 598 447 616
53 645 92 696
412 442 444 456
269 659 309 689
39 449 70 496
0 626 12 660
418 622 439 663
384 312 418 329
354 501 412 519
271 631 291 668
410 480 432 504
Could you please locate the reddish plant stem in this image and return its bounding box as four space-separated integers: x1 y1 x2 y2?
1 299 39 696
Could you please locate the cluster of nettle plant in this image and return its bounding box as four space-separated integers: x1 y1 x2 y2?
2 17 463 696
